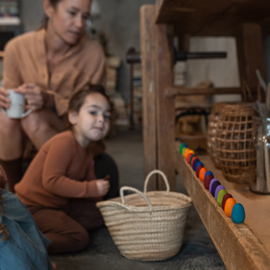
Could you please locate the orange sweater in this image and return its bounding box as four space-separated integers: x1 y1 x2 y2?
15 131 99 208
3 29 106 116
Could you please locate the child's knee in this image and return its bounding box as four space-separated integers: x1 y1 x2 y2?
73 227 90 252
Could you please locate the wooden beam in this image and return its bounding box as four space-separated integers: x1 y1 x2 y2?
154 23 176 191
174 142 270 270
140 5 158 190
165 86 244 97
155 0 270 36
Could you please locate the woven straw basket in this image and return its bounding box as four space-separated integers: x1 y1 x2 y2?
96 170 192 261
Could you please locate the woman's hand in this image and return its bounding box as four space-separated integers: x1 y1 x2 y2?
96 176 110 196
15 83 48 111
0 87 10 109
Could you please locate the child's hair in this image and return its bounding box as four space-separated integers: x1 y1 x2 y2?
68 84 112 113
0 166 9 242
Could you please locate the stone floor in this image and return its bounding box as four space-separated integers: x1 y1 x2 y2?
50 125 226 270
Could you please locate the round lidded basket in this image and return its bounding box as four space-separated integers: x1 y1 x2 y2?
207 102 226 169
215 103 257 184
96 170 192 261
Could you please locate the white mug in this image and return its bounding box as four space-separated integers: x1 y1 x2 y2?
1 89 32 119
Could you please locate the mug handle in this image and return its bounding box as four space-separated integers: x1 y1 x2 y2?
21 109 32 118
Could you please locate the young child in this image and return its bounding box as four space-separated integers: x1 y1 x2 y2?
15 85 113 254
0 165 54 270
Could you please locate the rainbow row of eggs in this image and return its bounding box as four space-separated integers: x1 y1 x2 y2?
179 143 245 224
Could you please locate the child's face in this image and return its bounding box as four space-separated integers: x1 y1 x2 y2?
69 93 111 147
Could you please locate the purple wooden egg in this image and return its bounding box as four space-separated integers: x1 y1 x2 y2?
215 185 225 200
209 178 218 193
192 159 200 171
210 181 221 197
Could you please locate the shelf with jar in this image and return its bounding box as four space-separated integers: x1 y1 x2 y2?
0 0 20 25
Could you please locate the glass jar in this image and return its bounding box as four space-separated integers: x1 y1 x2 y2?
249 117 270 194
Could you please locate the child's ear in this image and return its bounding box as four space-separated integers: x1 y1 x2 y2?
68 111 78 125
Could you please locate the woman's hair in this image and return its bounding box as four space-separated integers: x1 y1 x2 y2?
68 84 111 114
0 166 9 242
40 0 62 29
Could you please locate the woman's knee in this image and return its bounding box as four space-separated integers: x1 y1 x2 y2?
21 111 48 135
0 112 21 136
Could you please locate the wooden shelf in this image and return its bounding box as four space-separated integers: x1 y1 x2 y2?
155 0 270 36
174 141 270 270
0 17 21 25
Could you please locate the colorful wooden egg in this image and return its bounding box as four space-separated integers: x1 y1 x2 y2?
188 150 195 155
184 148 190 159
224 198 236 217
179 143 187 154
231 203 245 223
186 153 193 163
210 181 221 197
204 174 213 189
204 171 214 180
196 165 204 177
189 154 195 164
217 189 228 207
192 159 200 170
215 185 226 200
191 157 198 167
209 178 219 193
222 194 233 210
181 147 187 156
194 161 204 171
199 167 207 182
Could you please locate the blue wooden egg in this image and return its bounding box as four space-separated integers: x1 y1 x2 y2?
231 203 245 223
194 161 204 171
204 171 214 180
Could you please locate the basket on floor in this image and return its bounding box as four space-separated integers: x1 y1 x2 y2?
96 170 192 261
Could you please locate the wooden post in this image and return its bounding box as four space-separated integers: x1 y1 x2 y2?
140 5 158 190
141 5 176 190
155 24 176 191
235 23 266 100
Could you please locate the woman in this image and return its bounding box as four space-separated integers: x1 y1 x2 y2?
0 0 118 194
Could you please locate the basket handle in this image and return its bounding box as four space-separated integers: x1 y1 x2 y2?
143 170 170 194
120 186 152 210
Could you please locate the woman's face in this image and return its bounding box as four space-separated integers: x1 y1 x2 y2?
49 0 91 45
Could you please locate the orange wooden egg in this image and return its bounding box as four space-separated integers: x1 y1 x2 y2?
224 198 236 217
184 148 190 159
199 167 207 182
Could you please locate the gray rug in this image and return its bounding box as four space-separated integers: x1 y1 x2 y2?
50 204 226 270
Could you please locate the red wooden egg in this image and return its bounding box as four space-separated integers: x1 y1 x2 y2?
204 174 214 190
222 193 233 210
196 165 204 178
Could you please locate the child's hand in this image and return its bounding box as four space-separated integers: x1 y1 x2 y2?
96 176 110 196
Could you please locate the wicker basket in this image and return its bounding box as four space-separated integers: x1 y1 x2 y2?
207 102 226 169
96 170 192 261
215 103 257 184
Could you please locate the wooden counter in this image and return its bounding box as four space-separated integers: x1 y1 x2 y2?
174 141 270 270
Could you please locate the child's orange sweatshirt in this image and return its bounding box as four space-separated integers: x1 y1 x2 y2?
15 131 99 208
